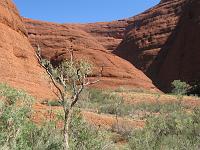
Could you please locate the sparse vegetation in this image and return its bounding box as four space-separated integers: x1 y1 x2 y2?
79 89 191 120
128 109 200 150
114 87 152 94
2 83 200 149
78 88 200 149
0 84 112 150
110 122 132 142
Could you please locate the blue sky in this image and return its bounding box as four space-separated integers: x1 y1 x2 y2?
13 0 160 23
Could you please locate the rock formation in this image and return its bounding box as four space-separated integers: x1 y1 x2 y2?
0 0 55 99
24 0 200 92
2 0 198 96
154 0 200 91
24 19 157 90
114 0 200 91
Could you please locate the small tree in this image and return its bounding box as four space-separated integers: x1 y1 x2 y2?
35 46 99 150
171 80 190 95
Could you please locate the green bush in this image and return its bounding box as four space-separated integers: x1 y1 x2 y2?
171 80 190 95
69 110 112 150
128 109 200 150
0 83 63 150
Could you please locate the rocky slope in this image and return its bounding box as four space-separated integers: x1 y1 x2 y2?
0 0 55 99
24 19 157 90
114 0 200 91
3 0 198 96
25 0 199 92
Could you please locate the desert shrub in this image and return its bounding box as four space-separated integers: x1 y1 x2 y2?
41 99 62 106
99 96 122 115
128 109 200 150
171 80 190 95
69 110 112 150
110 123 132 142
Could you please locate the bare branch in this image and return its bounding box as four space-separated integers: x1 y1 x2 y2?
35 45 64 101
70 83 84 108
72 79 77 95
66 46 74 63
83 79 100 86
52 90 62 102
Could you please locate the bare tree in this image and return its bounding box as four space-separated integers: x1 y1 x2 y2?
35 45 99 150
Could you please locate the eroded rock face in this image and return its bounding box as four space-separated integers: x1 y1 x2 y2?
114 0 200 91
156 0 200 90
114 0 186 71
24 19 157 91
6 0 199 95
0 0 55 99
79 20 128 52
24 0 200 92
0 0 26 35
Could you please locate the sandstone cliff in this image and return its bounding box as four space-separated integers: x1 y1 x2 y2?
0 0 55 99
114 0 200 91
24 0 200 92
3 0 198 96
24 19 157 90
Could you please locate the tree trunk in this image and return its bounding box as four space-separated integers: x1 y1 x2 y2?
63 108 73 150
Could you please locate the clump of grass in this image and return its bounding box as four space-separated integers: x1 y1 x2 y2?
41 100 62 106
114 87 151 94
79 89 133 116
110 123 132 142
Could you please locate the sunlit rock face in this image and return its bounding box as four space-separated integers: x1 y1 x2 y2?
24 0 200 92
0 0 55 99
24 18 158 91
2 0 199 95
